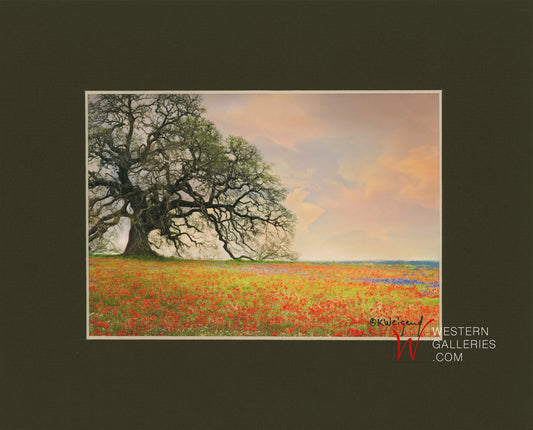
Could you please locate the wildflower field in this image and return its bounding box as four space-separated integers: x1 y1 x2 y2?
88 256 440 338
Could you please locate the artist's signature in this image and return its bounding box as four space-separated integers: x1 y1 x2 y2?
368 315 435 360
369 315 426 336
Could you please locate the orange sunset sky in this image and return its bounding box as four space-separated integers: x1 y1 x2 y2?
202 92 440 261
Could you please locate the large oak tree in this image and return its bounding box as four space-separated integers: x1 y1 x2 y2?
88 94 296 260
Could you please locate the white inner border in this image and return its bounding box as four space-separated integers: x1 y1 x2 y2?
86 90 443 341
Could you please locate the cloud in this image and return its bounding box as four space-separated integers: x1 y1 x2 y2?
285 188 325 232
311 182 438 237
201 93 440 260
203 94 324 148
381 144 439 209
337 143 439 211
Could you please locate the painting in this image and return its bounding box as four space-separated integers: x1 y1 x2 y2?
87 91 441 339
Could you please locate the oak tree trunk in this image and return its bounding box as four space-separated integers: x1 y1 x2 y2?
123 221 156 256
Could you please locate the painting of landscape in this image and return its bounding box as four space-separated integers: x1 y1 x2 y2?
87 91 440 338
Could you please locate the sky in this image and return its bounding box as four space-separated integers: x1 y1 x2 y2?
201 92 440 261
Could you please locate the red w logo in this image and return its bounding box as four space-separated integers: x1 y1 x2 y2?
392 318 435 360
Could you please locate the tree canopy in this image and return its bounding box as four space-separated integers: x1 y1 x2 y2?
88 94 297 260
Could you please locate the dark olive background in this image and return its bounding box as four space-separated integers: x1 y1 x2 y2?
1 2 531 429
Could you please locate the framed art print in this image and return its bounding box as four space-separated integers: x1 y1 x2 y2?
87 90 441 340
4 2 531 429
